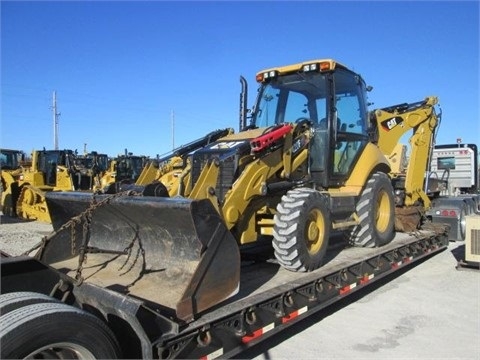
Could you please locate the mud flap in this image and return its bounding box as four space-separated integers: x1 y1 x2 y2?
42 192 240 322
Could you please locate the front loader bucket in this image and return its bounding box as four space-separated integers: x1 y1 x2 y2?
41 191 240 322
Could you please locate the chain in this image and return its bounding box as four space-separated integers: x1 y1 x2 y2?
26 190 141 283
74 190 142 284
109 223 148 288
125 247 146 289
75 210 92 282
71 220 76 255
118 227 143 275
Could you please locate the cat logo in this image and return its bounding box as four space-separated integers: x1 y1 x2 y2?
381 116 404 131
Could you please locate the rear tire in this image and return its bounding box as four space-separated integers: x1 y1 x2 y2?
273 188 330 272
0 291 58 315
350 172 395 247
0 302 121 359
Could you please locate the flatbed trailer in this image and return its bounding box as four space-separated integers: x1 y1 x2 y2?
0 228 448 359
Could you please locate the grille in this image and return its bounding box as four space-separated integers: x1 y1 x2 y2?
471 228 480 255
191 153 237 202
465 215 480 263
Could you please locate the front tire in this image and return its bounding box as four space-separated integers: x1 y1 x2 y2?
273 188 330 272
0 302 121 359
350 172 395 247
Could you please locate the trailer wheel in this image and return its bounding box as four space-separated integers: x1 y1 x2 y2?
0 291 59 315
0 302 121 359
273 188 330 272
350 172 395 248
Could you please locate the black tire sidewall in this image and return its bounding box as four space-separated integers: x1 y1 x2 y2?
351 172 395 247
274 189 330 271
1 302 121 359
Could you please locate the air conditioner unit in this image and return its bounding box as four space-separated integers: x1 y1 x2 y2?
464 215 480 267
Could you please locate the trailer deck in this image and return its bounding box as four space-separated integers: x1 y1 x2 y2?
1 224 449 359
153 229 448 359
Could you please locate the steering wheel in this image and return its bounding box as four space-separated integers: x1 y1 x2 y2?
295 117 312 124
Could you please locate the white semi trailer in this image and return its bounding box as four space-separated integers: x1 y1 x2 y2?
426 143 480 241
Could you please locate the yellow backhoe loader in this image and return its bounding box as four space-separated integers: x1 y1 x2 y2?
39 59 439 321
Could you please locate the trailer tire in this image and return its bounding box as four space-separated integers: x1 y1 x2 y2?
273 188 330 272
350 172 395 248
0 302 121 359
0 291 59 315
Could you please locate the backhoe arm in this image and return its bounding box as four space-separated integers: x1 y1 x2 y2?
371 96 440 207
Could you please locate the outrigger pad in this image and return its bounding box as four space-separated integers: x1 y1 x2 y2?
42 192 241 322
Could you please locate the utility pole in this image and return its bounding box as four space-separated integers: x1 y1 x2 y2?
52 91 61 150
171 109 175 150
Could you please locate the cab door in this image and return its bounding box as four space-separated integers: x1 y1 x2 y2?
328 69 370 186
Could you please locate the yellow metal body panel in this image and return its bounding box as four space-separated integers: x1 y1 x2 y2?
341 143 390 194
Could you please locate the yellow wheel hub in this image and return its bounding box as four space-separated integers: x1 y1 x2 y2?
306 209 325 254
376 190 391 232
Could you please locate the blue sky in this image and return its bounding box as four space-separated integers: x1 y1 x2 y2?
1 1 479 158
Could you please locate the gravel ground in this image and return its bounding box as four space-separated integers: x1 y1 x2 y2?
0 214 53 256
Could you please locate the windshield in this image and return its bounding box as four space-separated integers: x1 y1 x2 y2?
0 150 21 170
83 154 109 171
252 72 328 128
96 155 109 172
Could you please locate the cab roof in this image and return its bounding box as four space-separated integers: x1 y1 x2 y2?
256 58 350 78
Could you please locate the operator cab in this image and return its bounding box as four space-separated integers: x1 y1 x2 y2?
37 150 75 186
250 59 371 188
0 149 24 170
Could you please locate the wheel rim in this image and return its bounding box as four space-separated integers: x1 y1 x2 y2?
376 189 391 232
306 209 325 254
25 342 95 359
